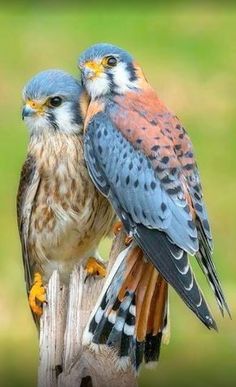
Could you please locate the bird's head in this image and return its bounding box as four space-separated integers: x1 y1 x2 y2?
22 69 83 135
78 43 143 100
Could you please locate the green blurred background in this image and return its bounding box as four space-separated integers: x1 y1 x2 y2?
0 2 235 386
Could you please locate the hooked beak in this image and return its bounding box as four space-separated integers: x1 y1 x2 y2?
22 105 37 120
82 61 103 80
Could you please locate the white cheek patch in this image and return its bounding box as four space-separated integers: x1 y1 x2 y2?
54 103 81 134
85 62 138 99
24 103 82 135
86 74 110 99
111 62 138 94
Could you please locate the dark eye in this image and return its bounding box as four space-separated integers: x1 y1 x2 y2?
105 56 117 67
48 96 62 107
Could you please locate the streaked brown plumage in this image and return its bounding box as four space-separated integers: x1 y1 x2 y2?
17 132 114 283
17 70 115 322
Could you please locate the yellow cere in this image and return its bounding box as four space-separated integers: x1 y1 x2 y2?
26 99 45 114
85 60 103 76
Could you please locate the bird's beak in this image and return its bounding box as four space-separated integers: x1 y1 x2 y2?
22 105 37 120
82 61 103 80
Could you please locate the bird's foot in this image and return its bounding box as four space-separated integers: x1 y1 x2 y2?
113 220 123 236
85 257 107 281
113 221 133 246
125 234 133 246
28 272 47 317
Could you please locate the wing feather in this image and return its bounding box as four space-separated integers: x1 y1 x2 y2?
17 154 40 293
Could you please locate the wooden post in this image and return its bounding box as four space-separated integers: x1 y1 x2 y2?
38 232 137 387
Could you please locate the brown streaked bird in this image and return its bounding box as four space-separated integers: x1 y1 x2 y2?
78 43 230 370
17 69 115 324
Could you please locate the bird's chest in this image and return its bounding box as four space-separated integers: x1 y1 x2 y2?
29 134 101 260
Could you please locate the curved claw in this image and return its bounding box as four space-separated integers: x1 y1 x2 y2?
85 257 107 282
28 272 47 317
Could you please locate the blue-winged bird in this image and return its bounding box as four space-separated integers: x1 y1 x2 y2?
78 43 230 369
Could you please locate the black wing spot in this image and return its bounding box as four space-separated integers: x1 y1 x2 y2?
150 181 156 190
142 210 147 219
188 220 195 230
129 162 133 170
149 154 156 161
203 219 210 232
98 145 103 154
184 205 190 213
155 165 163 173
161 175 172 184
166 186 181 195
195 202 203 212
170 167 177 175
134 179 139 188
136 138 142 144
123 152 127 159
97 131 102 139
126 176 130 185
161 202 167 212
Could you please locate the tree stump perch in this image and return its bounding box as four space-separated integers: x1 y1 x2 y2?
38 232 138 387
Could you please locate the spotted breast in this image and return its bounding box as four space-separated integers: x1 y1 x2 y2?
26 131 115 282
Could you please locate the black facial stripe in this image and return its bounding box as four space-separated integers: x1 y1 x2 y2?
126 62 137 82
46 112 59 131
72 108 83 126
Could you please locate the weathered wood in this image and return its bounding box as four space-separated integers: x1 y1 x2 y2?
38 232 137 387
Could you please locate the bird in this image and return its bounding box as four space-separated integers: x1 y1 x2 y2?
17 69 115 325
78 43 230 369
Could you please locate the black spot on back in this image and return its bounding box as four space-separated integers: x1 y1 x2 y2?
161 156 169 164
151 145 160 152
150 119 158 126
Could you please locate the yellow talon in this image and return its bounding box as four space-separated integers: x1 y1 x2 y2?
85 257 107 280
113 221 123 236
28 272 46 317
112 221 133 246
125 235 133 246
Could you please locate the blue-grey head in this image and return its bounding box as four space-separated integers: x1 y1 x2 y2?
22 69 83 135
78 43 140 100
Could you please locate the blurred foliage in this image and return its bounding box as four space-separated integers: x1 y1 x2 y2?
0 2 235 387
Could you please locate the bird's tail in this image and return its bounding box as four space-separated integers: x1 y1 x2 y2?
83 243 169 371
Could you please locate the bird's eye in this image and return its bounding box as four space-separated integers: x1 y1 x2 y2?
103 56 117 67
48 96 62 108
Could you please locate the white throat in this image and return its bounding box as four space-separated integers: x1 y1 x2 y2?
24 103 82 136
